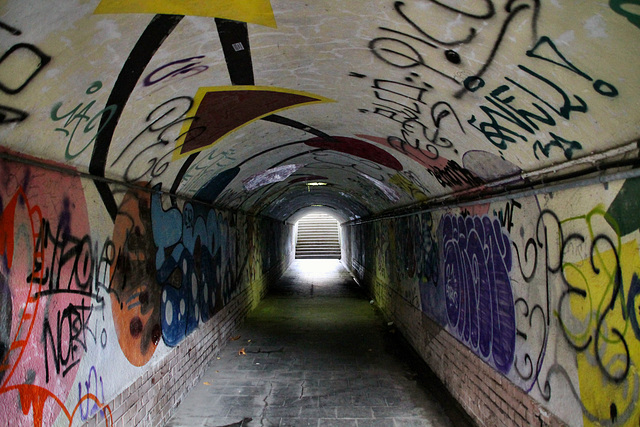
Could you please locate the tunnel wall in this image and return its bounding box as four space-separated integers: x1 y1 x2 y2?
344 173 640 427
0 153 294 426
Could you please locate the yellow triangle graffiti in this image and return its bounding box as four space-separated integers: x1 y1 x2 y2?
95 0 277 28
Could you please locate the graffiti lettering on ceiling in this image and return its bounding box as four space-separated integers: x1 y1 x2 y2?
0 153 288 426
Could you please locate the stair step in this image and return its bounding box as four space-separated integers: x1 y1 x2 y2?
296 247 340 250
294 213 341 259
296 245 340 249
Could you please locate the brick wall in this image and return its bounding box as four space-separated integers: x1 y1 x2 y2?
0 154 296 427
403 299 564 426
81 259 286 427
351 259 566 427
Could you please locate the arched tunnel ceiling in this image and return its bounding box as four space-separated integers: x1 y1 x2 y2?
1 1 639 223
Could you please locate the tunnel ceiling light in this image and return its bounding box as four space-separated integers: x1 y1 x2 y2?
305 182 327 186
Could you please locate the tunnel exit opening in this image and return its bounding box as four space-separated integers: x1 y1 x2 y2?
294 212 341 259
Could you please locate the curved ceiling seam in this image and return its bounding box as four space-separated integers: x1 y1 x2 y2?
105 15 357 221
67 11 348 222
0 149 267 223
345 149 640 227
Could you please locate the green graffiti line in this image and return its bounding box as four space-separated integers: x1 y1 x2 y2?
467 36 618 160
51 81 117 160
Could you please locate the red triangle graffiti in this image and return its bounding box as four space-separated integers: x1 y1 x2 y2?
179 89 323 156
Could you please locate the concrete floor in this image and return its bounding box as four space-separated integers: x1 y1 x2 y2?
165 260 474 427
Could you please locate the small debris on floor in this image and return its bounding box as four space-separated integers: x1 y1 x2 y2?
405 371 418 381
203 382 211 385
245 347 284 354
215 417 253 427
230 335 241 341
238 348 246 355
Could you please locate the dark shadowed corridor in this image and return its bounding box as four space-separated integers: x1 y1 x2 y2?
165 260 473 427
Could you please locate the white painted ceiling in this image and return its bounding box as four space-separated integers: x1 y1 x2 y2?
1 0 639 221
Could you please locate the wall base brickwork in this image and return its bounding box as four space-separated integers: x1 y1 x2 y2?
0 154 295 427
81 262 286 427
349 260 566 427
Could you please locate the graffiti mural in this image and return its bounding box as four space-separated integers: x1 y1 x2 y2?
0 0 638 425
110 190 162 366
51 81 117 161
0 154 290 425
0 156 113 426
173 87 334 159
151 190 225 346
465 36 618 161
346 175 640 426
439 214 516 374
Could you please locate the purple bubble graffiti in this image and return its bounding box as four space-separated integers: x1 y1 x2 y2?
439 214 516 374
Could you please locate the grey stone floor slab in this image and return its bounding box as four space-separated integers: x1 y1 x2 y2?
165 260 475 427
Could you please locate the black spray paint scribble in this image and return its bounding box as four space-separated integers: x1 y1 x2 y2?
0 21 51 125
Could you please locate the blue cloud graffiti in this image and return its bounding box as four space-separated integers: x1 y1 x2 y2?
439 214 516 374
151 187 226 346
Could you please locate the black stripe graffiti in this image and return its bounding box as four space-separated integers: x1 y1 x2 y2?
110 96 197 184
215 18 255 86
89 14 184 221
86 13 332 210
261 114 332 140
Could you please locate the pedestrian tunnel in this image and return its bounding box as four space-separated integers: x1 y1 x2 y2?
0 2 639 427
